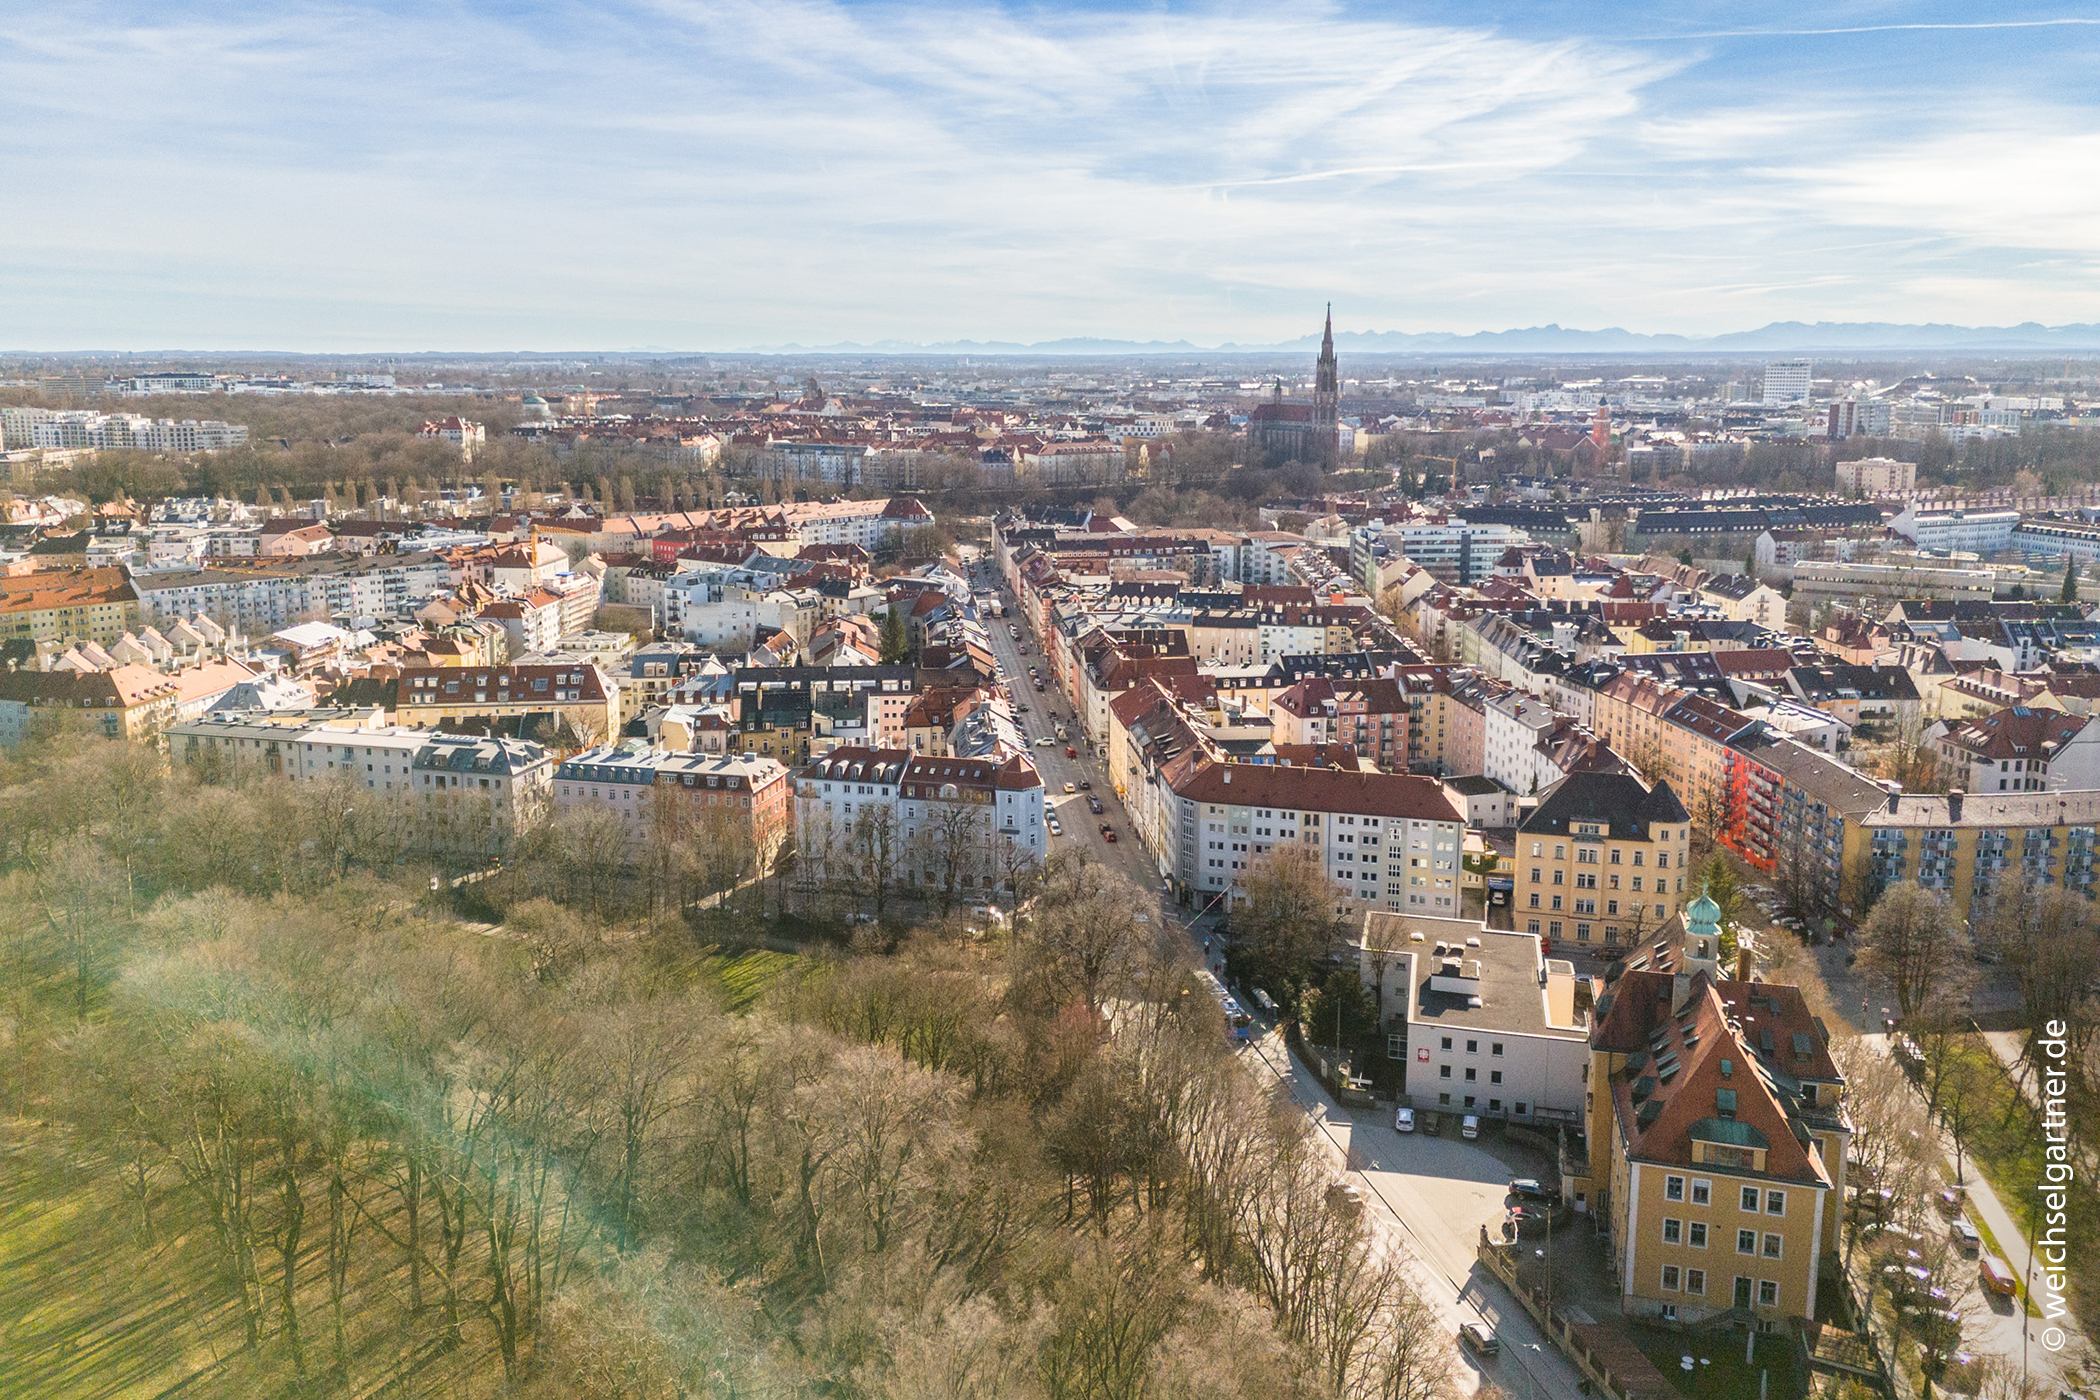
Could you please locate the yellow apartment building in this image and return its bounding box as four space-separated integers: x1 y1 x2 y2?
1571 903 1849 1326
1859 787 2100 923
1515 769 1692 950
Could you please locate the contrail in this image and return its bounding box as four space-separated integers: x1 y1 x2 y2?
1640 17 2100 38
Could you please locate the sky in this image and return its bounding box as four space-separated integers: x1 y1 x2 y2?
5 0 2100 351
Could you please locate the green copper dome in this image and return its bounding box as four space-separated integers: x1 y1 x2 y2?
1686 887 1723 938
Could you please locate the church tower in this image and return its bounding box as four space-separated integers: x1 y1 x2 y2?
1313 304 1339 465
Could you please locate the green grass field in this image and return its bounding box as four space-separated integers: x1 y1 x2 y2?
1627 1322 1806 1400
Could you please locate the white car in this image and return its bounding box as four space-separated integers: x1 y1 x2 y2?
1035 735 1055 747
1461 1114 1481 1140
1394 1106 1416 1133
1063 782 1076 793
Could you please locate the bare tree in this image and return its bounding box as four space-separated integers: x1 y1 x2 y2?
1856 883 1961 1019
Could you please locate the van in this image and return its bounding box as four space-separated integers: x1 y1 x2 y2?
1979 1255 2017 1297
1461 1114 1481 1140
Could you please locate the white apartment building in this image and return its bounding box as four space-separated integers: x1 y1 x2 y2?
1762 360 1813 406
1359 914 1589 1123
1888 506 2021 555
1388 521 1528 586
1164 760 1464 915
1483 690 1559 795
131 552 452 631
1833 456 1916 495
792 745 1047 894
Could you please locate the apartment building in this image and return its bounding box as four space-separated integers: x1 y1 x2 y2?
1163 760 1464 915
1573 948 1848 1326
1482 689 1558 794
1833 456 1916 494
1515 770 1692 949
1863 787 2100 922
1267 676 1409 771
130 552 452 632
394 662 619 742
0 567 142 647
1358 914 1589 1123
1932 705 2100 793
553 746 790 859
791 745 1047 894
1889 506 2021 555
0 664 182 745
167 710 554 857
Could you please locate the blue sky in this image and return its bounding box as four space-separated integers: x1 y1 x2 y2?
5 0 2099 350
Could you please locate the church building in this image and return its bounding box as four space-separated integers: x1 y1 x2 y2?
1247 307 1340 468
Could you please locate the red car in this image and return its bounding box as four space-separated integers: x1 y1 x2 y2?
1102 827 1117 842
1065 745 1077 757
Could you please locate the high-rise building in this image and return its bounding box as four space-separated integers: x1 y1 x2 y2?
1761 360 1813 406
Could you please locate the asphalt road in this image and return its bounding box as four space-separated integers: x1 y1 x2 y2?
984 571 1585 1400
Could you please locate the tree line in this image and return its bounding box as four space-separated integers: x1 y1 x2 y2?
2 722 1458 1400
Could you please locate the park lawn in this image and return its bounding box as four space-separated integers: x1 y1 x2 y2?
703 947 797 1012
1626 1322 1806 1400
1 1123 515 1400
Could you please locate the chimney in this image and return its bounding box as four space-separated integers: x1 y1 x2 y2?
1947 788 1964 822
1671 970 1692 1014
1885 780 1902 814
1735 935 1752 983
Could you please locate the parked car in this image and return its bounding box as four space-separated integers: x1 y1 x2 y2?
1980 1255 2018 1297
1422 1111 1441 1136
1458 1322 1499 1357
1935 1186 1967 1216
1035 735 1055 747
1950 1218 1982 1257
1508 1178 1556 1203
1063 782 1076 794
1461 1114 1481 1139
1394 1106 1416 1133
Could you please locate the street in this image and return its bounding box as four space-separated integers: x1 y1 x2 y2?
984 569 1587 1400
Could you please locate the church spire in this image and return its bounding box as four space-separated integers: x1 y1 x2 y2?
1313 304 1339 465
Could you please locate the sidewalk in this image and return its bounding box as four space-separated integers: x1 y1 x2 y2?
1860 1032 2079 1389
1238 1026 1591 1400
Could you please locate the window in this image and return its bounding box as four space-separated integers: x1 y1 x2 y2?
1490 1071 1502 1085
1737 1229 1757 1254
1688 1221 1707 1248
1661 1264 1681 1291
1440 1065 1452 1079
1757 1280 1778 1308
1466 1039 1478 1053
1491 1041 1504 1055
1441 1036 1453 1050
1686 1268 1706 1296
1663 1218 1682 1244
1665 1175 1685 1202
1464 1068 1476 1082
1741 1186 1761 1213
1762 1233 1783 1260
1691 1180 1711 1206
1765 1190 1786 1216
1438 1092 1451 1105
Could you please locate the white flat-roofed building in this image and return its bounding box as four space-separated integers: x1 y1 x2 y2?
1358 912 1590 1124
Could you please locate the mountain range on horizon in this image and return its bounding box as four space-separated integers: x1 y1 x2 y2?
741 320 2100 357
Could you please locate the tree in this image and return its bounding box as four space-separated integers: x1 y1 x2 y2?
1018 856 1147 1016
1231 844 1345 1008
1857 883 1961 1019
879 605 911 664
1299 966 1380 1055
2064 552 2080 604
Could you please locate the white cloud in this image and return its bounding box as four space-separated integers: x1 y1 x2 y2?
0 1 2096 347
